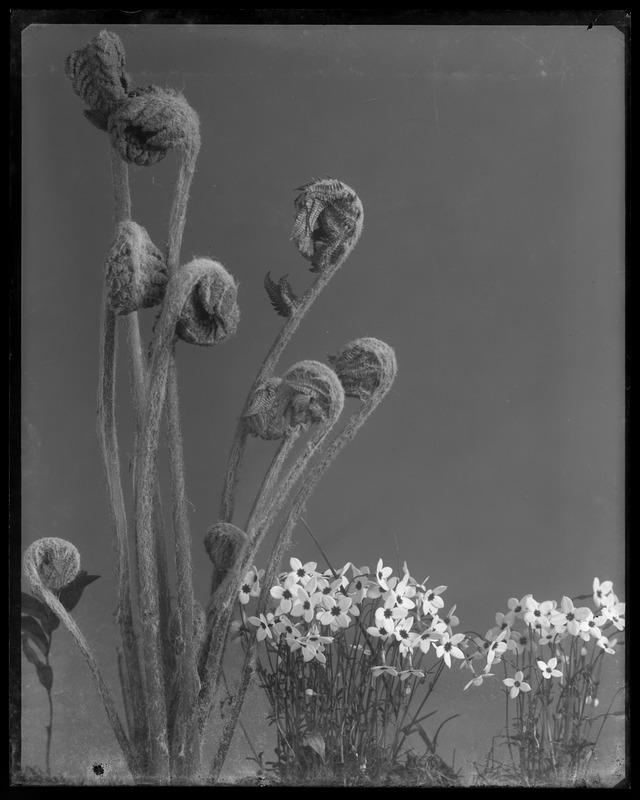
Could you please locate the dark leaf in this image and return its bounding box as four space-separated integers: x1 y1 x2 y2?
21 635 46 669
58 571 101 612
21 615 50 658
21 591 59 634
21 591 47 617
35 662 54 692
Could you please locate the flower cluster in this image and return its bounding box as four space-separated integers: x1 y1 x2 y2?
463 579 624 784
240 557 464 675
462 578 624 689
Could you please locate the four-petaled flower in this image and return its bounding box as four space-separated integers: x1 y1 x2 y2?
484 628 509 672
348 566 372 604
537 657 563 679
270 577 299 614
288 558 318 585
366 625 391 640
503 670 531 699
239 567 262 604
601 602 625 631
393 616 415 656
248 613 273 641
435 632 466 668
550 596 591 636
290 583 322 623
374 602 408 634
524 597 554 628
385 571 416 611
289 625 333 663
596 636 617 655
577 610 605 641
272 615 300 640
422 584 447 616
504 595 532 626
317 593 353 630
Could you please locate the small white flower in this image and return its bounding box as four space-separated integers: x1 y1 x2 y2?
393 616 416 656
270 577 299 614
537 657 563 679
596 636 617 655
484 628 509 672
549 596 591 636
435 632 465 668
422 585 447 616
288 557 319 584
524 597 554 628
601 602 625 631
505 594 532 626
248 613 272 641
503 670 531 699
374 602 407 634
317 593 352 630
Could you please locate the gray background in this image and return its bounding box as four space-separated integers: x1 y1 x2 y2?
21 23 625 783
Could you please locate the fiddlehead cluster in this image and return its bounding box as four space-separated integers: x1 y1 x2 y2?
53 28 397 787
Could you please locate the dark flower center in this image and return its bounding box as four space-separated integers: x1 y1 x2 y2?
242 584 251 594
